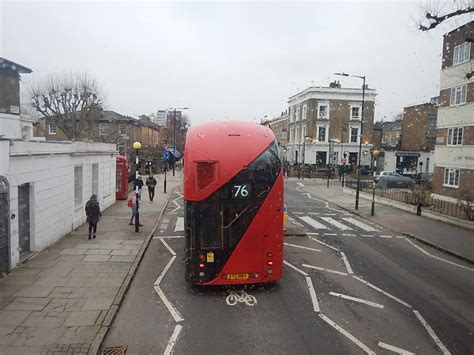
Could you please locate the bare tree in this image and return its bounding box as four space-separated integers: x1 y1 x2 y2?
30 73 104 140
418 1 473 31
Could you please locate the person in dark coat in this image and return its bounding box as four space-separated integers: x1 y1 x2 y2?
85 194 101 240
133 175 144 200
146 175 157 201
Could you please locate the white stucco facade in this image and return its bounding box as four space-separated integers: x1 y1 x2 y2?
0 139 117 269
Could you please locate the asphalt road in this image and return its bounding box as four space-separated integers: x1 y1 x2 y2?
103 182 474 354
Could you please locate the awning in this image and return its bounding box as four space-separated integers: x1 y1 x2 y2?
395 151 420 157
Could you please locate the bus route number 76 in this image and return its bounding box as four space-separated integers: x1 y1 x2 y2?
233 184 250 198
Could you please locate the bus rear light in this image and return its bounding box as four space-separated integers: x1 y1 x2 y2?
267 260 273 266
249 273 260 279
199 254 206 262
267 252 273 257
199 272 205 277
199 263 205 268
267 269 273 274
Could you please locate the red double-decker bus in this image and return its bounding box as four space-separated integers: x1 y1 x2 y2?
184 121 284 285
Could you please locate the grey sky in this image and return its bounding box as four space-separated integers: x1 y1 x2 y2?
1 1 472 125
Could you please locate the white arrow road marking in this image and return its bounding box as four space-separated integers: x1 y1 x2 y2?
164 324 183 355
320 217 353 231
329 292 384 309
413 310 451 355
284 243 321 252
174 217 184 232
352 275 412 308
340 252 354 274
299 216 328 230
377 341 415 355
319 314 375 355
302 264 348 276
342 217 378 232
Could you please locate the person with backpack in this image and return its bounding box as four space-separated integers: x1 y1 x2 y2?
85 194 101 240
146 175 157 201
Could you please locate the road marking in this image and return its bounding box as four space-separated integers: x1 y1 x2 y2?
293 212 304 215
377 341 415 355
340 252 354 274
154 285 184 323
306 276 320 312
287 215 305 227
352 275 412 308
342 217 378 232
299 216 328 230
413 310 451 355
174 217 184 232
159 238 177 256
379 235 393 239
175 192 183 198
302 264 348 276
306 232 319 236
361 234 374 238
153 236 185 239
160 217 170 231
297 182 305 188
164 324 183 355
329 292 384 309
319 314 375 355
155 255 177 286
320 217 353 231
284 260 308 276
308 236 340 252
284 243 321 252
342 233 356 237
225 290 257 307
395 235 406 239
323 233 338 236
169 205 181 214
405 239 473 272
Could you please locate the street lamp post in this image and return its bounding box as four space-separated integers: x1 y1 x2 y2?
335 72 366 210
371 149 380 216
171 107 189 177
341 127 346 187
132 141 142 233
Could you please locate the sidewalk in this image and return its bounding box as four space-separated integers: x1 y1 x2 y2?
0 172 181 355
289 177 474 263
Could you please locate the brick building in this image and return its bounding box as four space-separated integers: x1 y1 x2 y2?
287 82 377 166
380 120 402 150
432 21 473 201
268 111 289 158
401 102 438 152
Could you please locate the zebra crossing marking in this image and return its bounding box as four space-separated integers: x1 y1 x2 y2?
299 216 329 230
320 217 353 231
342 217 378 232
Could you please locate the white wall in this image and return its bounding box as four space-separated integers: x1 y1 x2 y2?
0 140 116 268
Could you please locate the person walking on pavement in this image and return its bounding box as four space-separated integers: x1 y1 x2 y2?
146 174 157 201
128 192 143 226
134 174 144 200
85 194 101 240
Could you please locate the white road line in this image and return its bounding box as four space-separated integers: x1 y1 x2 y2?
377 341 415 355
308 236 340 252
361 234 374 238
154 285 184 323
306 276 320 312
319 314 375 355
306 232 319 236
293 212 304 215
320 217 353 231
153 236 185 239
329 292 384 309
174 217 184 232
352 275 412 308
323 233 338 236
342 233 356 237
287 216 305 227
340 252 354 274
342 217 378 232
413 310 451 355
284 243 321 252
379 235 393 239
175 192 183 198
169 206 181 214
155 255 177 286
299 216 328 230
284 260 308 276
164 324 183 355
297 182 305 188
302 264 348 276
405 239 473 272
160 238 177 256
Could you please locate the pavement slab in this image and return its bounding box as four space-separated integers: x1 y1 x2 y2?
64 310 100 326
13 286 54 298
82 298 114 311
82 255 111 262
4 298 51 311
0 311 32 326
109 255 135 263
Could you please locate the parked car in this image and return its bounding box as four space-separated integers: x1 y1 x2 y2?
376 175 414 188
414 172 433 186
374 171 402 182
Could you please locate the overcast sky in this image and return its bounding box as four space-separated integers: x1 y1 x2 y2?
1 1 472 125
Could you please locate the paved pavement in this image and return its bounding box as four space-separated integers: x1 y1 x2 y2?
0 171 180 355
290 177 474 263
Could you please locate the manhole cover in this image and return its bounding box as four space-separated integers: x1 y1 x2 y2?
101 345 128 355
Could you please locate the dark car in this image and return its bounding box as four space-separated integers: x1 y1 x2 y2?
414 172 433 186
376 175 414 188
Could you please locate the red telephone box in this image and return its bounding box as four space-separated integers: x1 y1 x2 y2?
116 155 129 200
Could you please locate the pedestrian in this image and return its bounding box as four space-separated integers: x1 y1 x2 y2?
133 174 144 200
85 194 101 240
128 192 143 226
146 174 157 201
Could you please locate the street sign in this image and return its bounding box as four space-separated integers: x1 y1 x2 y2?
163 151 171 161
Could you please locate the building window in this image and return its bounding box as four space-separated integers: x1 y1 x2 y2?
318 126 326 142
303 105 307 120
443 168 459 188
99 122 109 136
450 85 467 105
351 106 360 120
426 115 437 134
350 127 359 143
74 166 83 208
453 42 471 66
290 128 294 143
302 125 306 141
48 123 57 135
318 104 328 119
296 127 300 144
91 163 99 196
447 127 463 145
119 123 127 135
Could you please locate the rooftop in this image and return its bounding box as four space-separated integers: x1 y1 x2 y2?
0 57 32 74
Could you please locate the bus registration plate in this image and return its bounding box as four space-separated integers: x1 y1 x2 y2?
225 273 249 280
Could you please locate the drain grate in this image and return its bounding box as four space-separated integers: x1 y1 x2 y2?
101 345 128 355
